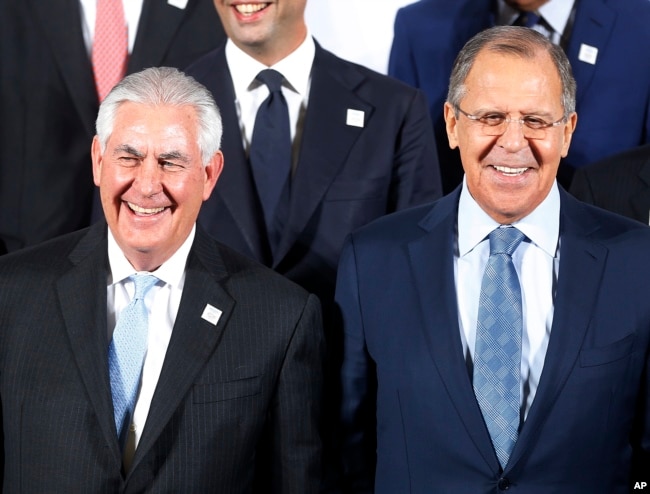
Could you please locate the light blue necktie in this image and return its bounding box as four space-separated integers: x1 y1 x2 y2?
108 274 158 449
473 227 525 468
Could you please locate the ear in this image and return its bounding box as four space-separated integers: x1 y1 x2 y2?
91 136 103 187
202 150 224 201
560 112 578 158
444 102 460 149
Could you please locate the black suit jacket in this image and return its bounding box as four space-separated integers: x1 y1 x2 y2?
186 41 442 321
0 0 225 253
0 223 324 493
570 144 650 224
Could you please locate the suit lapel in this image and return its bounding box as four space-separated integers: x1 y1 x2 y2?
273 44 372 266
128 0 188 72
407 190 501 471
566 0 615 106
199 47 271 262
130 229 235 470
56 223 121 462
29 0 98 138
507 191 608 470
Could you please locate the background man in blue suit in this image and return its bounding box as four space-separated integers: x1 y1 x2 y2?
389 0 650 193
337 26 649 493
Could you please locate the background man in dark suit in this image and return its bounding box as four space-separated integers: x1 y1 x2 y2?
0 0 226 255
388 0 650 193
186 5 441 484
185 0 442 323
570 144 650 224
337 27 649 492
0 67 324 492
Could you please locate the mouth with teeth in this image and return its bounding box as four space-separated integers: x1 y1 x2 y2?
492 165 529 176
127 202 167 216
234 3 270 15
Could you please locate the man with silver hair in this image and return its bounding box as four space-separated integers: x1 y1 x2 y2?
0 66 324 493
337 26 649 492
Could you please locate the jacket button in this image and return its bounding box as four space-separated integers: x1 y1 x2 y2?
498 477 511 490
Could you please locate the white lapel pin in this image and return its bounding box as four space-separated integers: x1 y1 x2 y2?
578 43 598 65
167 0 188 10
346 109 365 128
201 304 222 326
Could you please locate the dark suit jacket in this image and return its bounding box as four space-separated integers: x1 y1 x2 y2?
335 187 650 493
0 0 225 253
388 0 650 192
570 144 650 224
0 223 324 493
185 41 442 322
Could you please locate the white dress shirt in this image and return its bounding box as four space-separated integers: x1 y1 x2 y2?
106 225 194 464
79 0 144 55
498 0 576 46
225 33 315 172
455 179 560 419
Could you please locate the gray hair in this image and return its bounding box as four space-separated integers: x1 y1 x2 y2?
95 67 222 166
447 26 576 117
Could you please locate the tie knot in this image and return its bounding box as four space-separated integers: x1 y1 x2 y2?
256 69 284 93
488 227 525 256
130 274 158 300
513 11 540 28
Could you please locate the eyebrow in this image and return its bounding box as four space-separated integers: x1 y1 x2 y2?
114 144 145 159
158 150 191 163
113 145 191 163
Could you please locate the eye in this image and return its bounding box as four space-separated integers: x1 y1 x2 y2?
160 160 185 171
522 116 549 129
118 156 139 167
479 113 506 126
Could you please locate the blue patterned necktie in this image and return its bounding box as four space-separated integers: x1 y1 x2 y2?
249 69 292 260
473 227 525 468
108 274 158 450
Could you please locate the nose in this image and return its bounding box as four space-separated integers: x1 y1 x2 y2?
133 158 163 196
496 118 528 153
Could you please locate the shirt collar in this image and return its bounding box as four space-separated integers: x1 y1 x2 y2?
458 177 560 258
225 31 315 98
107 225 195 289
498 0 575 35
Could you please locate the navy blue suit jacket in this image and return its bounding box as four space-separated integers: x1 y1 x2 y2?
389 0 650 192
185 41 442 318
336 187 650 493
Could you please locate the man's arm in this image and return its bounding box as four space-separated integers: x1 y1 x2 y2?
388 8 418 90
631 346 650 489
389 87 443 211
264 294 325 494
335 237 376 494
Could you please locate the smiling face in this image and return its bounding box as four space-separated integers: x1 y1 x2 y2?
92 102 222 271
444 48 576 224
213 0 307 66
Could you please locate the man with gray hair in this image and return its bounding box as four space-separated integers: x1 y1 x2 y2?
336 26 649 492
0 66 324 493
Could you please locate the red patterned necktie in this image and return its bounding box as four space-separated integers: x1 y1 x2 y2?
92 0 128 102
